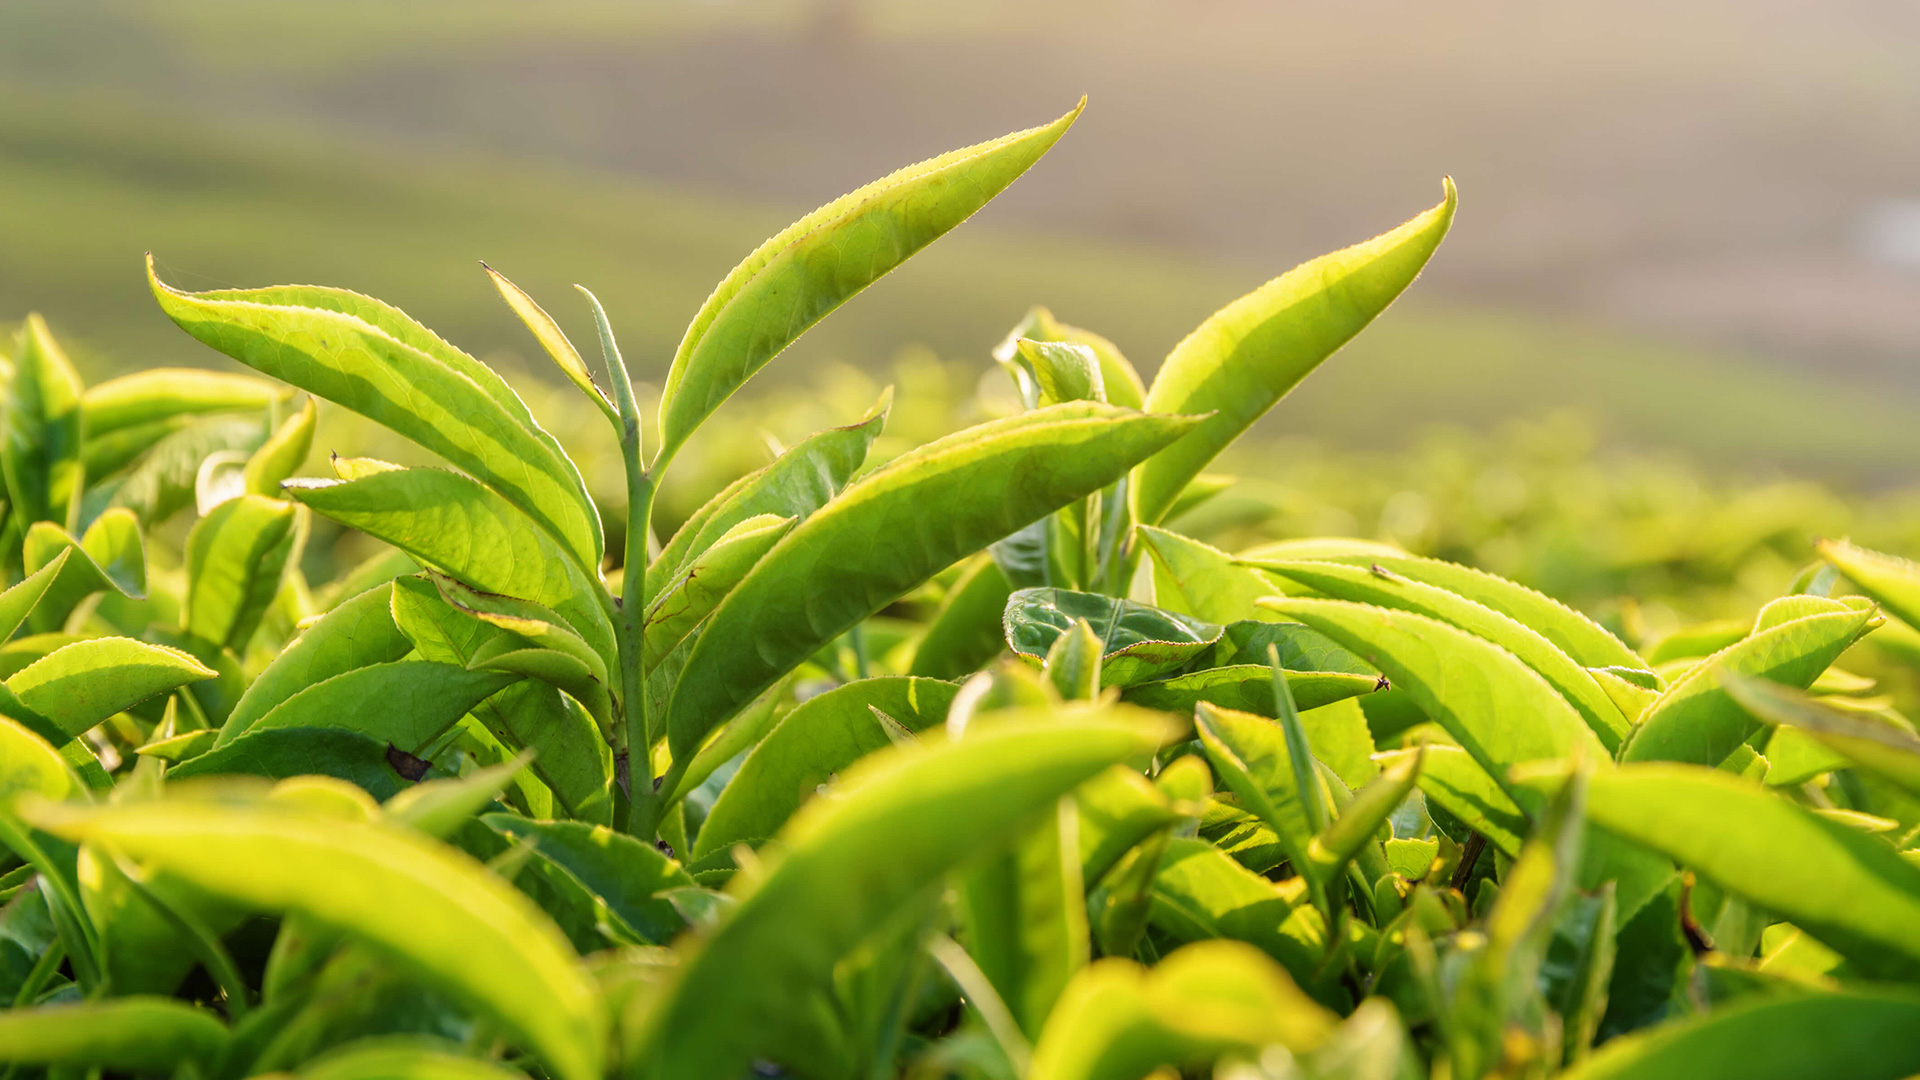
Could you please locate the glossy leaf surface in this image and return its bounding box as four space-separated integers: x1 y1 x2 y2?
1623 600 1878 764
285 467 615 668
695 676 959 857
8 638 214 738
638 710 1167 1079
1027 940 1333 1080
1005 587 1222 688
665 403 1199 756
28 798 603 1080
150 263 603 573
1132 182 1455 525
656 104 1080 461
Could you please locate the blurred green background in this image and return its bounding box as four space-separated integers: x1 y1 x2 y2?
5 0 1919 480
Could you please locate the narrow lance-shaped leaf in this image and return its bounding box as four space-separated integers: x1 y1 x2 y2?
0 548 73 642
484 262 620 426
655 102 1082 464
1132 181 1456 525
1310 747 1421 875
1266 597 1606 805
644 513 792 669
1557 991 1920 1080
3 314 86 529
8 639 215 738
648 389 891 599
284 467 616 671
665 402 1201 758
635 709 1171 1079
220 581 413 745
81 367 287 436
696 677 959 858
25 798 604 1080
0 997 228 1073
1259 559 1631 751
1027 941 1334 1080
148 260 603 574
184 493 298 650
1722 671 1920 798
243 395 317 495
1623 599 1879 765
1243 546 1647 673
1519 763 1920 977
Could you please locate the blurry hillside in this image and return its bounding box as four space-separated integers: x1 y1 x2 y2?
1 0 1917 480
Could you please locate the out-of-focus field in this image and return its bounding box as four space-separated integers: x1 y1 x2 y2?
2 0 1917 484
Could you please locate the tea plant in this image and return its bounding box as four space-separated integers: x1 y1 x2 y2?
4 100 1920 1080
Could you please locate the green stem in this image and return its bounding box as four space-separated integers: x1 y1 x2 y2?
577 285 664 840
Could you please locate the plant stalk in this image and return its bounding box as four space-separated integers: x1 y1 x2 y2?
577 285 664 840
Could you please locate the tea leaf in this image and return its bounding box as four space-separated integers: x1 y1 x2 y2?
1244 548 1646 672
149 262 603 573
1535 763 1920 976
239 661 516 754
184 493 298 649
643 512 792 669
655 103 1081 462
243 395 318 496
221 581 413 745
484 262 619 425
1560 990 1920 1080
82 367 286 435
648 390 890 600
1259 559 1632 750
9 638 214 738
1005 587 1223 688
1376 745 1529 858
637 709 1168 1078
1819 539 1920 630
297 1037 532 1080
484 815 694 944
1146 838 1328 985
1028 940 1334 1080
284 467 616 670
695 676 959 857
1136 525 1296 623
3 314 86 528
665 403 1200 757
27 798 604 1080
0 997 227 1072
1266 598 1606 804
1724 672 1920 797
1123 665 1382 717
0 713 81 802
1132 182 1455 525
1623 600 1879 765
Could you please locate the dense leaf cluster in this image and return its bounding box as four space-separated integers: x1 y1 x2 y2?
2 102 1918 1080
